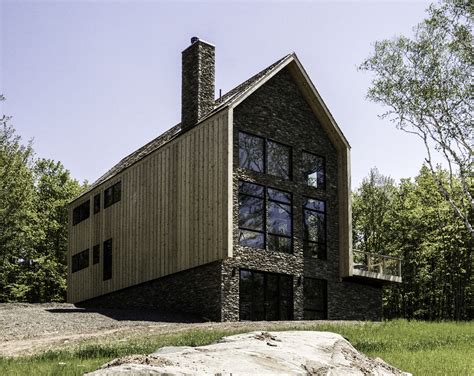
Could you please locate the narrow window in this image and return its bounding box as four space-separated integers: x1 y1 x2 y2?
303 198 326 259
267 188 292 253
71 249 89 273
239 132 264 173
238 181 265 249
72 200 90 225
93 244 100 265
104 181 121 208
103 239 112 280
267 141 291 180
302 152 325 189
93 194 101 214
303 278 327 319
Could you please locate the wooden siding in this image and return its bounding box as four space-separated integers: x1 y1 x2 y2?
67 110 231 303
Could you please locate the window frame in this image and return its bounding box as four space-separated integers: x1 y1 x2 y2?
71 249 89 273
238 180 293 254
238 131 292 181
72 200 90 226
92 244 100 265
302 150 326 190
303 277 327 319
103 238 112 281
303 197 327 260
104 181 121 209
238 181 266 250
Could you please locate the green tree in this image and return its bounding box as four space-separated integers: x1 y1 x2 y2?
0 95 84 302
359 1 473 238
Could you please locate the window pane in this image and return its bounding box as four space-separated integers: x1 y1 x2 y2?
268 188 291 204
267 141 290 179
303 152 325 188
303 241 326 259
268 235 292 253
239 195 264 230
239 132 264 173
93 244 100 264
104 182 121 208
72 249 89 273
268 202 291 236
304 278 327 319
239 230 265 248
304 198 325 212
93 194 101 214
103 239 112 281
73 201 90 225
239 181 264 197
304 210 326 243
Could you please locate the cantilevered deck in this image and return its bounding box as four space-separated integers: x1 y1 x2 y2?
349 250 402 284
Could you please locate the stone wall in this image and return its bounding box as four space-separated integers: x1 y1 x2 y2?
78 261 223 321
221 66 382 321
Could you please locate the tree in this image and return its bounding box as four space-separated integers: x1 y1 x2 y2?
0 95 84 302
359 1 473 238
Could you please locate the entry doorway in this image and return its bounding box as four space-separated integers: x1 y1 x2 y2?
239 269 293 321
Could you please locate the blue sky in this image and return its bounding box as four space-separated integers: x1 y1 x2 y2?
1 0 432 188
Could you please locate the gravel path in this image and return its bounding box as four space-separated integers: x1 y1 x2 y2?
0 303 357 357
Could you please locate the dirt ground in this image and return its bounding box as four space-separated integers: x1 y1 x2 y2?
0 303 351 357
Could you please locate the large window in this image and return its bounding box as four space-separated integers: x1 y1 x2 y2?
240 269 293 321
72 201 90 226
267 188 292 253
302 152 325 189
72 249 89 273
238 131 291 180
238 181 293 253
104 181 121 208
103 238 112 281
304 278 327 319
303 198 326 259
238 182 265 249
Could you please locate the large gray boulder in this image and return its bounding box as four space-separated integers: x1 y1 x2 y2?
88 331 411 375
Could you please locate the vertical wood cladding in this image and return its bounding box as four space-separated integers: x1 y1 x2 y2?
67 111 230 303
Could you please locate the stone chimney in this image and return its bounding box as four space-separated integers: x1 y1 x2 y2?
181 37 215 130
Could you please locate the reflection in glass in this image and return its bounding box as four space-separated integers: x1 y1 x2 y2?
239 132 264 173
303 152 325 188
267 141 291 179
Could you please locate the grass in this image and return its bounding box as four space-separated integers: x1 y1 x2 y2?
1 320 472 375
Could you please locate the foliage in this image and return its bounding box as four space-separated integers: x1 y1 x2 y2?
353 166 472 320
359 1 473 238
0 320 472 375
0 96 84 302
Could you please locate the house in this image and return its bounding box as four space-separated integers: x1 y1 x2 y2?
67 37 401 321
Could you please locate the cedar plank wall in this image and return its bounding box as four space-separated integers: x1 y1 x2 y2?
67 110 231 303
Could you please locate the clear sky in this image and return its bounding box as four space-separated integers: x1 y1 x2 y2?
1 0 432 188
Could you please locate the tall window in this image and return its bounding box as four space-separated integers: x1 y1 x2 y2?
72 201 90 225
238 181 293 253
93 194 101 214
103 238 112 281
93 244 100 265
303 198 326 259
239 132 264 173
302 152 325 189
267 141 291 180
238 131 291 180
267 188 292 253
72 249 89 273
238 181 265 249
304 278 327 319
104 181 121 208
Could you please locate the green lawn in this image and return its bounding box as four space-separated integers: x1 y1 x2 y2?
1 320 472 375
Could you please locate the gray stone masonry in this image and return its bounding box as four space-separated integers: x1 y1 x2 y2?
181 37 215 130
220 66 382 321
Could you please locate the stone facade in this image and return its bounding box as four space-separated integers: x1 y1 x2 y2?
78 261 223 321
219 66 382 321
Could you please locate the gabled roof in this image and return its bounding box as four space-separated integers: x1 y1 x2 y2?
74 52 349 201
